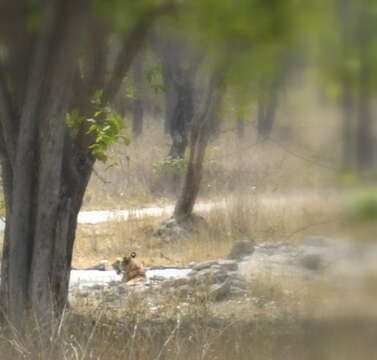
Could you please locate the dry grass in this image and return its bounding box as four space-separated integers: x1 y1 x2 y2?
73 190 345 268
83 101 340 210
1 280 377 360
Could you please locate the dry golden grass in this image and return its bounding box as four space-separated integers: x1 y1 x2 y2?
73 190 347 268
1 278 377 360
83 100 341 210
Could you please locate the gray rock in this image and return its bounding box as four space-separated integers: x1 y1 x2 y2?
212 270 229 283
195 268 217 282
228 277 248 290
209 279 231 301
228 239 255 260
172 277 191 287
188 269 198 277
211 265 222 271
192 260 218 271
299 253 324 271
218 259 238 271
149 275 166 282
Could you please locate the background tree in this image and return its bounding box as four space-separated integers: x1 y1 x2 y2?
150 26 203 160
172 0 302 222
320 0 377 176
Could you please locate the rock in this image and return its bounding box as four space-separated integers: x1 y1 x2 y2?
188 269 198 277
228 277 248 290
209 279 231 301
172 277 191 287
211 265 222 271
154 217 189 241
192 260 218 271
218 259 238 271
149 275 166 282
212 270 229 283
228 239 255 260
299 253 324 271
195 268 217 282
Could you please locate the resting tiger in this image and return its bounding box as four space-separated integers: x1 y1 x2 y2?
112 251 146 283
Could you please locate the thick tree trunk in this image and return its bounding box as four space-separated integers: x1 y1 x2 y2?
0 0 168 339
0 0 87 333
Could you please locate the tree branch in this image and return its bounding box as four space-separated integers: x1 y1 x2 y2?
103 3 175 103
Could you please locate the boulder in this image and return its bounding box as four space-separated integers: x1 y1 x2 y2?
192 260 218 271
218 259 238 271
209 279 231 301
228 239 255 260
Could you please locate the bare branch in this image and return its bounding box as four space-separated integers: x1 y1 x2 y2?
103 3 175 103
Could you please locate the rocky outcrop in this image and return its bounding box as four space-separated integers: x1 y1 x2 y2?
71 235 377 311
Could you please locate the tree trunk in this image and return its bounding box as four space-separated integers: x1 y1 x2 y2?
356 9 374 173
257 81 280 142
168 80 194 159
236 117 245 138
131 56 145 138
0 0 88 333
174 73 223 221
340 79 354 171
337 0 355 172
0 0 168 339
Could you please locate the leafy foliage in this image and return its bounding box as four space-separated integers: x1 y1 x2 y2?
65 90 130 162
153 156 187 174
350 189 377 222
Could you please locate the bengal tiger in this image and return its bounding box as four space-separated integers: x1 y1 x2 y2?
112 251 146 283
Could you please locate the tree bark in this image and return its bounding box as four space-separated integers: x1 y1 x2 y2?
174 72 223 221
339 79 354 171
356 8 374 173
337 0 355 172
257 79 281 142
131 57 145 138
0 0 168 339
168 79 194 159
5 0 65 331
236 117 245 138
0 0 88 333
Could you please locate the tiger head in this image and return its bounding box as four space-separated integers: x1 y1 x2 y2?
112 252 146 283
